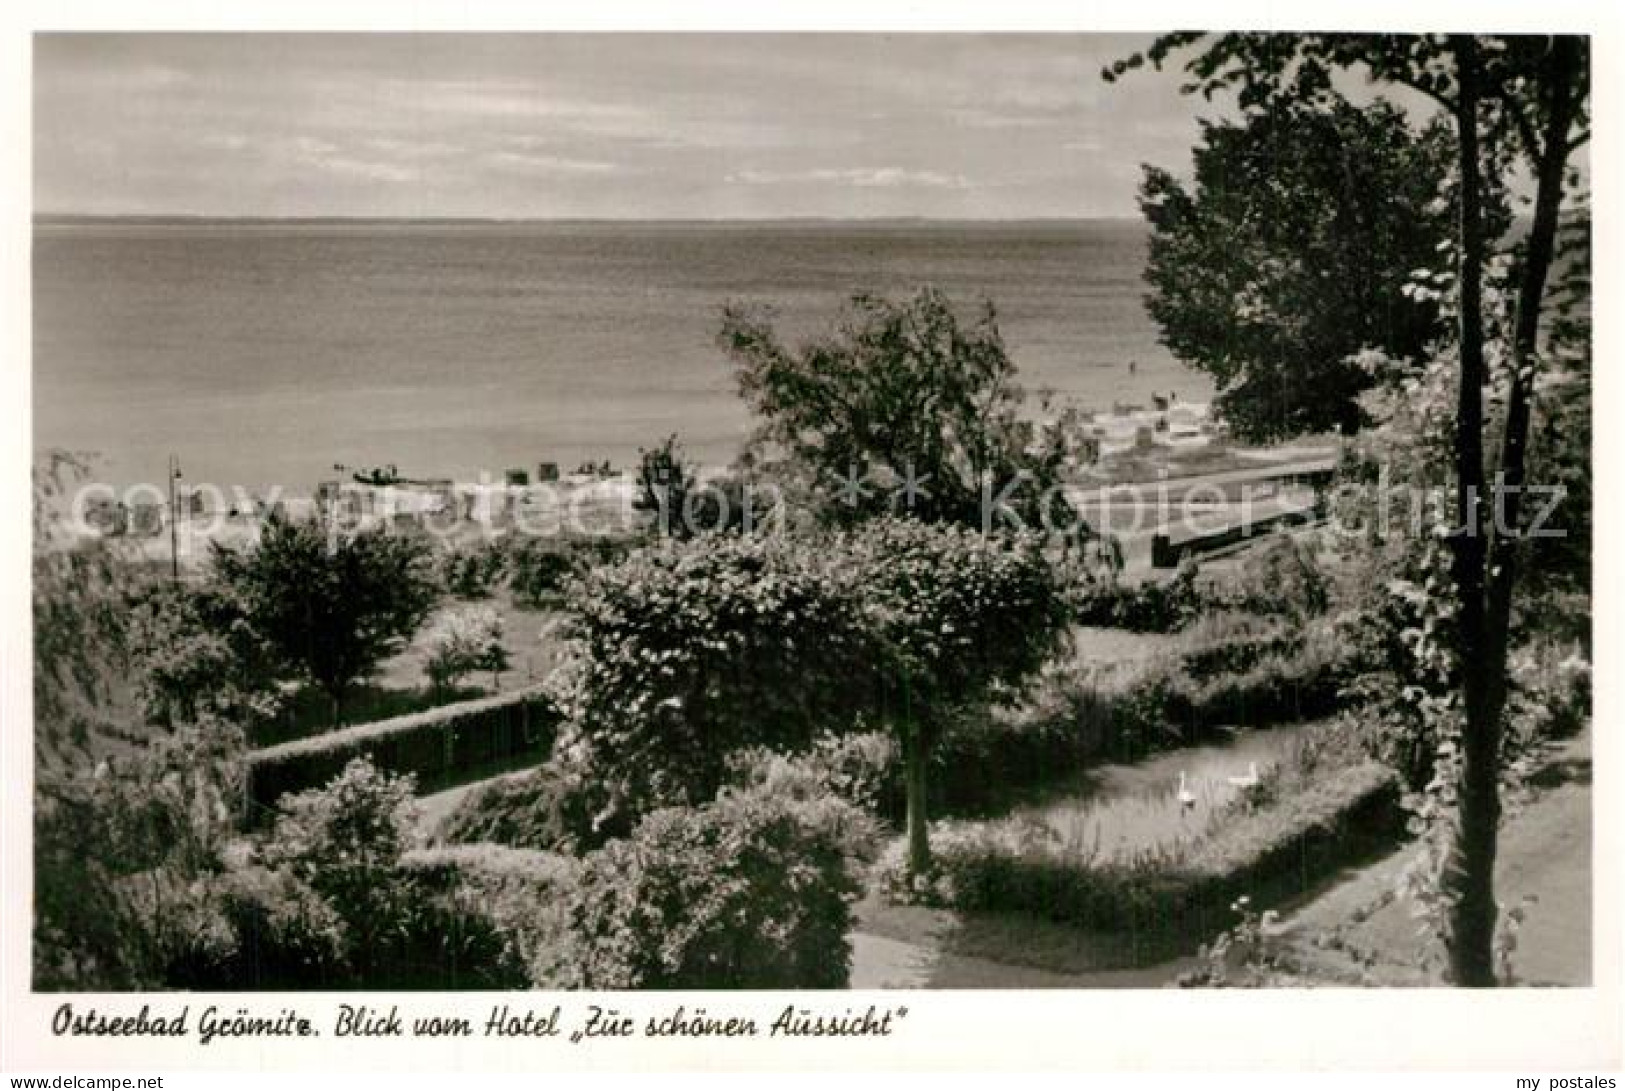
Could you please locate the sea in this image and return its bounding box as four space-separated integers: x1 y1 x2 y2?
32 219 1210 493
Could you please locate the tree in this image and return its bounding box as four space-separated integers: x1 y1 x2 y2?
548 532 877 836
636 435 782 538
844 519 1072 877
32 452 245 989
547 520 1070 875
718 287 1089 539
1111 32 1589 986
125 581 285 730
212 517 437 725
1139 99 1459 439
633 434 699 538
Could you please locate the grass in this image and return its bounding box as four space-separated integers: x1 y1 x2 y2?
376 586 570 693
272 587 570 742
878 712 1404 955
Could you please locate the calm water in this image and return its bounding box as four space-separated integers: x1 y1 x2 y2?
33 219 1207 491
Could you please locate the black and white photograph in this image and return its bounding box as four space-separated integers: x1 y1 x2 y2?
3 6 1619 1076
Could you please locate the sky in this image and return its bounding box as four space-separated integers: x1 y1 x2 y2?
33 33 1272 220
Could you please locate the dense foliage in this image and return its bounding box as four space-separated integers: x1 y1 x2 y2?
548 532 875 833
555 765 878 989
124 581 285 729
1139 99 1459 439
505 535 630 608
212 517 438 724
546 520 1070 865
718 287 1092 536
1113 25 1590 988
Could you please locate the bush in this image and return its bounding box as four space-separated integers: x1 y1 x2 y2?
555 771 878 989
1072 539 1332 635
33 717 245 991
397 844 578 988
181 864 351 989
726 731 898 814
1211 536 1331 622
182 758 544 990
506 536 633 608
422 606 510 694
1072 560 1203 632
549 532 876 828
1508 641 1591 751
505 541 580 607
244 686 559 818
124 581 286 729
257 758 421 980
1174 611 1294 681
436 542 508 599
1160 624 1351 733
434 761 607 854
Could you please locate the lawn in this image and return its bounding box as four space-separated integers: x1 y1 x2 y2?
265 586 569 744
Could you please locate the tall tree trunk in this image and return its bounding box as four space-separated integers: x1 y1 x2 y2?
1445 34 1500 988
1483 35 1584 675
1445 34 1584 986
904 721 932 877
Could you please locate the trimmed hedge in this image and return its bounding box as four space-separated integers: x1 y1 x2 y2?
244 687 560 820
894 760 1402 948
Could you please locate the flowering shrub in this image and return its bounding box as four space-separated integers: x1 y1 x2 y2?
397 843 578 989
256 758 422 979
556 768 879 989
174 757 541 989
422 606 510 693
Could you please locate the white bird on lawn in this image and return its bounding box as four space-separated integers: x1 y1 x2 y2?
1176 771 1197 810
1227 762 1261 790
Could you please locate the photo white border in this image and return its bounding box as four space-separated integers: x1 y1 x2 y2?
2 0 1620 1073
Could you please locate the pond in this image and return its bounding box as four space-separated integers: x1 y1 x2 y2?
1009 722 1308 864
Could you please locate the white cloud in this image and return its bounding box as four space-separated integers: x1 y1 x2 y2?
314 157 418 184
727 167 973 189
486 151 622 176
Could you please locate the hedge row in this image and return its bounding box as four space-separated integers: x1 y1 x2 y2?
244 688 560 820
902 760 1402 950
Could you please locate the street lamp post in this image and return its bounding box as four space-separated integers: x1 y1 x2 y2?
168 455 182 583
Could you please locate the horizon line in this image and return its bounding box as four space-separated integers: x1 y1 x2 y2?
34 211 1145 226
